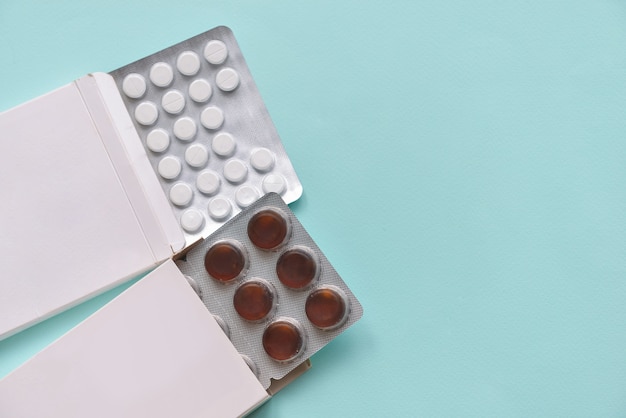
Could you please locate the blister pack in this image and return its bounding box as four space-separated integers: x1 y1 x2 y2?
176 193 363 389
110 26 302 245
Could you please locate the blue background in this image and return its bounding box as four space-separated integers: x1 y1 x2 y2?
2 1 626 416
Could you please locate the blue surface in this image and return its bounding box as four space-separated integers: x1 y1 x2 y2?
2 1 626 416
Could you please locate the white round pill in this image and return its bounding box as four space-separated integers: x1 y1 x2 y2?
149 62 174 87
216 68 240 92
146 129 170 153
122 73 146 99
157 156 182 180
214 315 230 337
235 185 260 208
196 170 221 195
180 208 205 233
184 144 209 168
188 79 213 103
201 106 224 130
211 132 236 157
161 90 185 114
204 40 228 65
185 275 202 298
262 173 286 194
241 354 258 377
223 159 248 184
134 101 158 126
176 51 201 76
208 197 232 221
169 182 193 207
250 148 275 172
173 117 197 141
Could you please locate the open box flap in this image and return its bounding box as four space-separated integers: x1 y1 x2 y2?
0 74 183 340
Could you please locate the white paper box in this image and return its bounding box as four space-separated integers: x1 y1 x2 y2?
0 260 269 418
0 73 185 340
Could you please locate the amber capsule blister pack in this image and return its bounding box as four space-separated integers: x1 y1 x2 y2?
176 192 363 389
110 26 302 245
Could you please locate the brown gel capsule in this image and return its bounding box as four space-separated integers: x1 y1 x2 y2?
247 208 289 250
204 241 246 282
305 287 348 330
276 247 318 289
262 320 303 362
233 280 274 321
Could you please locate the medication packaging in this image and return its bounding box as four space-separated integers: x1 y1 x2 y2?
0 260 270 418
110 26 302 245
177 192 364 388
0 194 364 414
0 26 360 412
0 26 300 340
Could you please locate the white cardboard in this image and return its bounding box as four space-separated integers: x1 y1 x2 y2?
0 74 184 340
0 260 269 418
84 73 186 256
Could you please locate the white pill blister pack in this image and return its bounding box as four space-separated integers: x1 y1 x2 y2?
176 192 363 389
110 26 302 245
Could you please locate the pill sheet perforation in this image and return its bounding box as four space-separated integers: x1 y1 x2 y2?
110 26 302 245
